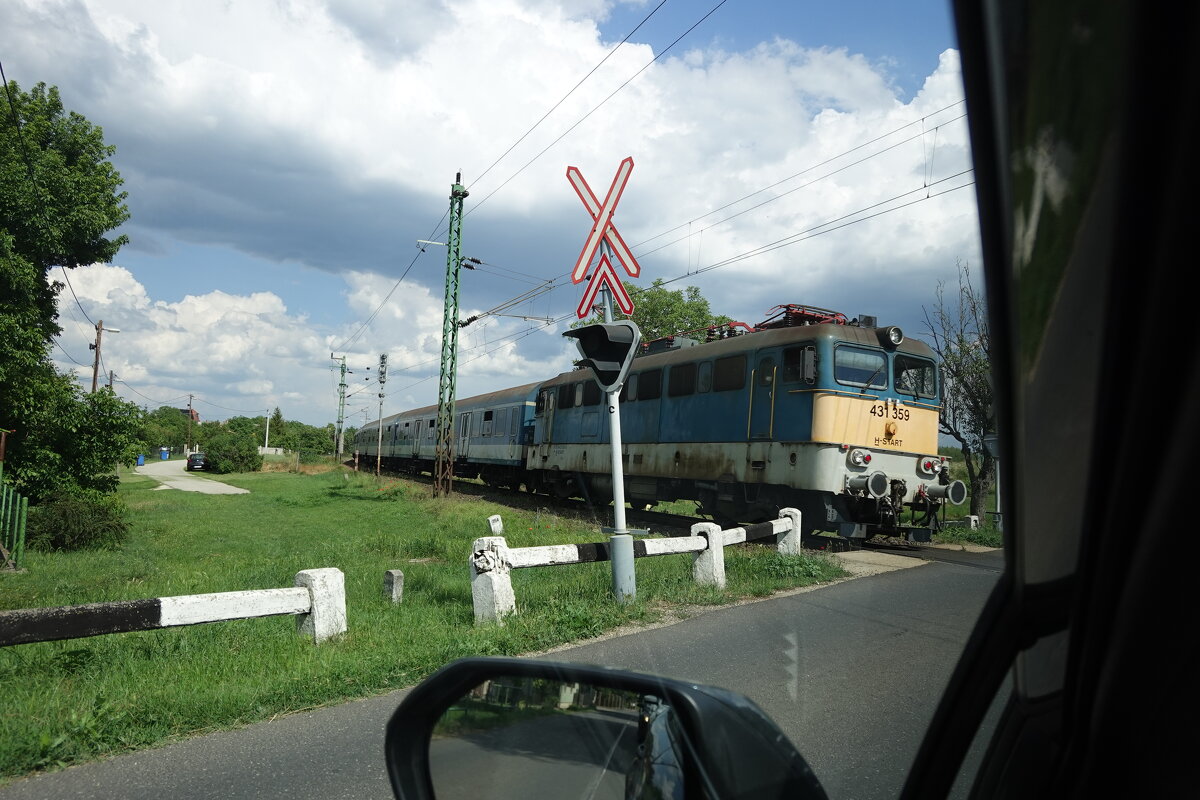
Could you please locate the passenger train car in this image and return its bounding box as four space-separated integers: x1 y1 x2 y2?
356 304 965 540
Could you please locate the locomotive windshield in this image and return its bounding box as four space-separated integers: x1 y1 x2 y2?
895 355 938 399
833 346 888 390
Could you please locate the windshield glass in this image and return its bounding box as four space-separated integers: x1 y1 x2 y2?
0 3 999 800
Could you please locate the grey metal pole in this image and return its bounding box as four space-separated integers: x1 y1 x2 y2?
599 246 635 603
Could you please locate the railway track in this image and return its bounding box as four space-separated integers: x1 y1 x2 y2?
353 464 998 565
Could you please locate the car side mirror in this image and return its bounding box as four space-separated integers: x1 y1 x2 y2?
385 657 828 800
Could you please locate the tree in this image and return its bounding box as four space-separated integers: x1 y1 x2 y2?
139 406 191 452
268 407 286 447
574 279 731 342
1 80 139 501
204 430 263 474
923 260 996 518
1 81 129 336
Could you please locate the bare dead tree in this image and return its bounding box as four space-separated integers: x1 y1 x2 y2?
923 260 996 518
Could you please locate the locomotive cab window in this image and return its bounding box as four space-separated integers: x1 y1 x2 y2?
834 346 887 390
510 408 520 436
895 354 937 399
782 345 817 384
698 361 713 393
757 356 776 387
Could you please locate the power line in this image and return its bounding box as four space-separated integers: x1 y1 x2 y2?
190 396 263 416
397 171 977 382
630 105 968 252
51 337 87 367
114 381 189 407
471 0 670 188
467 0 731 216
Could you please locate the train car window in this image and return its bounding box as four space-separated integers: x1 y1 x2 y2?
493 408 506 436
582 381 601 406
482 410 493 436
668 362 697 397
697 361 712 393
713 354 747 392
558 384 575 409
834 345 887 389
574 383 584 407
637 369 663 401
782 345 817 384
535 391 547 414
621 373 639 402
895 355 937 398
510 408 520 436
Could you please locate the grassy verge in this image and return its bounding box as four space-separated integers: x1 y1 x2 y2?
933 523 1003 548
0 469 844 781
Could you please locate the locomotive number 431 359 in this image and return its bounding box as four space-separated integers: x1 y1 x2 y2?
869 403 910 421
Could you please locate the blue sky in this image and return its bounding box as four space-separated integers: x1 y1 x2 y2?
2 0 976 427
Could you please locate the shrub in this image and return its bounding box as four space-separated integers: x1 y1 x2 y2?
26 490 130 552
205 431 263 474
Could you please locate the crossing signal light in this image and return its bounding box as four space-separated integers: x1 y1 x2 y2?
563 320 642 393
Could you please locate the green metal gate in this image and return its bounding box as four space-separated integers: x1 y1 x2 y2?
1 430 29 571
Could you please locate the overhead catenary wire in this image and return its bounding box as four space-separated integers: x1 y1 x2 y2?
471 0 670 189
466 0 731 216
393 170 977 386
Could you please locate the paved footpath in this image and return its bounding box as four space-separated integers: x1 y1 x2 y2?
135 459 249 495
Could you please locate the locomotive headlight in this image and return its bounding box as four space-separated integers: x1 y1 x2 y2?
918 457 942 476
848 448 873 467
876 326 904 347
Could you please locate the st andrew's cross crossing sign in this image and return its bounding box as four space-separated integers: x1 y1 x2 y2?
567 157 641 319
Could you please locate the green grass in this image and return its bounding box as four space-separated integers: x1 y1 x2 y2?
0 469 844 781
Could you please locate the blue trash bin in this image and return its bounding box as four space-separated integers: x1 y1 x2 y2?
160 448 169 461
136 454 145 466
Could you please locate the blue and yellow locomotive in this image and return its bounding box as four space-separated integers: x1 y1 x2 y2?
356 304 965 540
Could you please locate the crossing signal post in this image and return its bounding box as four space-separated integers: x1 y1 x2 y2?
563 321 641 393
563 319 642 602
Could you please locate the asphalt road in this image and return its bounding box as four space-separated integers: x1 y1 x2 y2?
0 548 1001 800
135 458 250 494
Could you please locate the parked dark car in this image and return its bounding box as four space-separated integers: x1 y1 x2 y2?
185 452 207 471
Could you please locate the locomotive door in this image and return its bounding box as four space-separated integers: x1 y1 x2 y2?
748 351 779 440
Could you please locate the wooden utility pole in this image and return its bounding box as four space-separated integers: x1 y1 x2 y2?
89 320 119 392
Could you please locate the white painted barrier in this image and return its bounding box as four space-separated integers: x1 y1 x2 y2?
470 509 803 624
0 568 347 646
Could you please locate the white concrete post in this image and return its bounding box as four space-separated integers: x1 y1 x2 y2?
294 568 347 644
487 514 504 535
384 569 404 604
777 508 803 556
471 536 516 624
691 522 727 588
